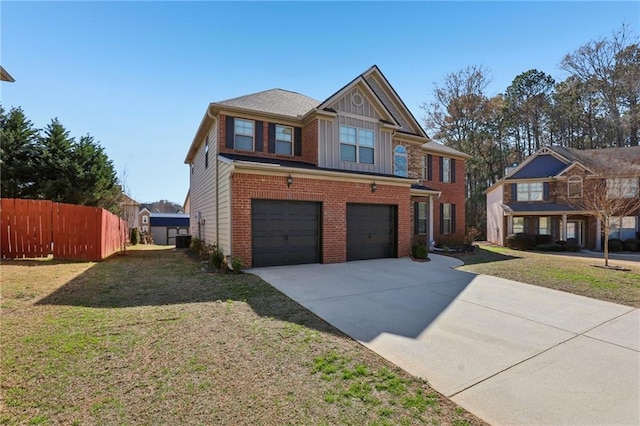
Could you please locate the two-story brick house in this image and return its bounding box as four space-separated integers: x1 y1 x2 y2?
184 65 468 268
486 145 640 249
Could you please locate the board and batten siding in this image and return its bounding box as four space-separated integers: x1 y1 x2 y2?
486 184 504 245
333 87 382 119
317 116 393 174
216 161 233 255
189 122 218 244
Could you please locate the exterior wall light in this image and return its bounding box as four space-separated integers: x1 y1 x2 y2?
287 174 293 188
371 181 377 193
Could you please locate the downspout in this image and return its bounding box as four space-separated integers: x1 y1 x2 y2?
227 164 235 259
216 151 219 248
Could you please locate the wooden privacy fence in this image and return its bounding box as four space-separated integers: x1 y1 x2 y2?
1 198 128 261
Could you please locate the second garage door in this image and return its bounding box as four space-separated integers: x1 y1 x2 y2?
252 200 321 267
347 203 397 261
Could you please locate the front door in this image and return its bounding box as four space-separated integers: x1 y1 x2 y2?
566 220 583 246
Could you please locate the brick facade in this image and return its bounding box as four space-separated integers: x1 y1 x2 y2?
218 114 317 164
230 172 411 268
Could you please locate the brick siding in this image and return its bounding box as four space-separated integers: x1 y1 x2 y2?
230 172 411 268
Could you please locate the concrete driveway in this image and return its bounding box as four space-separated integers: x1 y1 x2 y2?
250 255 640 425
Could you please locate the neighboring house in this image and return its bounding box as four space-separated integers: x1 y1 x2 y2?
139 207 151 234
0 66 15 82
150 213 190 245
183 190 190 214
184 65 468 268
486 145 640 249
119 193 140 231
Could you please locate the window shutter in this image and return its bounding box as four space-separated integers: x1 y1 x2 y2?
543 182 550 200
268 123 275 153
451 204 456 234
413 202 419 234
254 121 263 152
451 159 456 183
427 154 433 180
439 203 444 234
511 183 518 201
439 157 444 182
294 127 302 156
225 116 234 149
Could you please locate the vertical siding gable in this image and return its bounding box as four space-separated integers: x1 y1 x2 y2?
328 86 383 119
364 74 418 135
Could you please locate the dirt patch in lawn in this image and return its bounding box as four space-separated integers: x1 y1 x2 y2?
1 245 484 425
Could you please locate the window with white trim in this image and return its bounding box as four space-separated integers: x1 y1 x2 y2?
234 119 254 151
610 216 638 240
517 182 543 201
275 125 293 155
394 145 407 177
539 217 550 235
142 215 148 224
442 157 451 183
142 225 148 232
442 203 452 234
607 178 639 198
416 202 428 235
421 155 428 180
513 217 524 234
568 176 582 198
339 125 374 164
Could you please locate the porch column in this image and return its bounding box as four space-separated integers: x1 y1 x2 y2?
507 213 513 236
561 214 568 240
596 218 601 251
429 196 434 249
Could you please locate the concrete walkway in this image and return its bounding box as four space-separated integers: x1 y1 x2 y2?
250 255 640 425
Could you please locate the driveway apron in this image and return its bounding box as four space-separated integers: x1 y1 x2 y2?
250 255 639 425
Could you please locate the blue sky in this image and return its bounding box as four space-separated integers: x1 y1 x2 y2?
2 1 638 205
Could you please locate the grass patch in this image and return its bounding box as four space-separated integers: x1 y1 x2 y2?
458 243 640 307
1 245 483 425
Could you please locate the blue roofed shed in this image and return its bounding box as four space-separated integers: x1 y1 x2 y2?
150 213 190 245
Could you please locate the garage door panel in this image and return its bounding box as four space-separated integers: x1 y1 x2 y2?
252 200 321 267
347 204 396 261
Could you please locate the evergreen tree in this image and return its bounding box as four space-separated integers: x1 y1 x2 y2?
0 106 40 198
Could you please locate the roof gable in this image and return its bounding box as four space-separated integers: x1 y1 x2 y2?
510 154 568 179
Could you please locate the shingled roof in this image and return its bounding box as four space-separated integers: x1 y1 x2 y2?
550 145 640 174
217 89 320 118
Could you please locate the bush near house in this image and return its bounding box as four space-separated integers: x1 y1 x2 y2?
623 239 639 252
130 228 140 245
608 239 624 253
411 244 429 260
506 233 535 251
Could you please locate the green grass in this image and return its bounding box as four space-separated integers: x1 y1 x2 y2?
1 245 482 425
457 243 640 307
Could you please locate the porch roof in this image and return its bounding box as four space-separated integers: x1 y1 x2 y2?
502 203 584 215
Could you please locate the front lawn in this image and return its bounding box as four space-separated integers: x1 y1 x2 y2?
456 243 640 307
1 245 483 425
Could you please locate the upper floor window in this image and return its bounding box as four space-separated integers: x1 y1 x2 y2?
142 215 148 224
567 176 582 198
607 177 639 199
394 146 407 177
442 157 451 183
275 125 293 155
234 119 254 151
517 182 543 201
340 125 374 164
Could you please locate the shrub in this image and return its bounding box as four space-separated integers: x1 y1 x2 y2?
506 233 535 251
230 257 243 273
209 246 225 270
607 239 623 252
623 238 639 252
536 243 563 252
564 241 581 252
130 228 140 245
412 244 429 260
535 234 553 245
465 226 482 245
436 234 465 249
